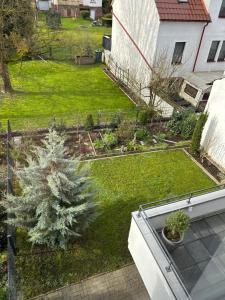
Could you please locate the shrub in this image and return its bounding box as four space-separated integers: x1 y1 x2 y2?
135 128 148 141
127 139 138 151
166 211 190 237
81 10 90 19
84 114 94 131
110 112 123 129
181 113 197 139
93 139 104 150
139 108 156 125
155 133 166 143
102 132 117 148
167 109 196 138
102 14 112 27
116 121 135 142
190 113 208 155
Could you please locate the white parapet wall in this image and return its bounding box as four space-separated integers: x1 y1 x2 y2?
201 78 225 172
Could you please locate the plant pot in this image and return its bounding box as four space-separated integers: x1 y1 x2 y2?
162 227 184 247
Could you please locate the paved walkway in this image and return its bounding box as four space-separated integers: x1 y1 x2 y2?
33 264 150 300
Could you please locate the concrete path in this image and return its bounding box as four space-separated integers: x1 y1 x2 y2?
33 264 150 300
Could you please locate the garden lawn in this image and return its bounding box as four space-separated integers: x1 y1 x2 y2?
16 150 215 298
38 15 111 60
59 17 111 48
0 61 134 130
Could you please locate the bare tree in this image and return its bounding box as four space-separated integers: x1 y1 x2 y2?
143 51 182 115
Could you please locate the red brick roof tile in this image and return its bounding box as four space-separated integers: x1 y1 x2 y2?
155 0 211 22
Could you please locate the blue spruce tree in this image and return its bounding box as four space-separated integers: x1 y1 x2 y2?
4 130 97 249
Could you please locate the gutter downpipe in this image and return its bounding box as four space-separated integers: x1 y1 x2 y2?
192 22 209 72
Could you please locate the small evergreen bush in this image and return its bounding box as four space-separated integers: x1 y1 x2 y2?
110 112 123 129
84 114 94 131
190 113 208 155
81 10 90 19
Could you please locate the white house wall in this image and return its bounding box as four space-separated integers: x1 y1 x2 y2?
156 21 205 75
195 0 225 72
201 78 225 171
111 0 160 86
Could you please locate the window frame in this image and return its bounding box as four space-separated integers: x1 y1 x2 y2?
207 41 220 62
217 41 225 62
171 42 186 65
184 83 198 99
219 0 225 18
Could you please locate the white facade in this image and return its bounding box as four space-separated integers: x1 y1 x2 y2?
201 78 225 171
82 0 102 8
111 0 225 108
196 0 225 72
37 0 51 10
111 0 160 86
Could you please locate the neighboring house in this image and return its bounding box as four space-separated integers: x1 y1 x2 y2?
82 0 103 20
109 0 225 112
36 0 52 10
52 0 81 17
201 77 225 172
52 0 102 19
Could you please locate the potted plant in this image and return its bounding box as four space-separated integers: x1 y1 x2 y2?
162 211 190 246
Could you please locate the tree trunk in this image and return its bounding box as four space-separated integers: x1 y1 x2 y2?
0 60 13 94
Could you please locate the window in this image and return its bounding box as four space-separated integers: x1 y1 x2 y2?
207 41 220 62
172 42 186 65
219 0 225 17
184 84 198 99
218 41 225 61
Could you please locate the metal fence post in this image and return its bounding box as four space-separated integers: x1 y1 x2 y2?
7 120 17 300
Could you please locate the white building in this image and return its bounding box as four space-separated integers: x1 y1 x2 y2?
51 0 102 19
110 0 225 111
36 0 52 11
201 77 225 172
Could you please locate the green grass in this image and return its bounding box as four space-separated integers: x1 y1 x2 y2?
0 61 134 130
38 14 111 59
16 150 215 298
60 17 111 47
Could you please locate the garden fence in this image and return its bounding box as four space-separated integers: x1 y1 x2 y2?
105 53 178 118
0 109 170 134
6 121 17 300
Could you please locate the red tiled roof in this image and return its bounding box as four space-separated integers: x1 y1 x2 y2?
155 0 211 22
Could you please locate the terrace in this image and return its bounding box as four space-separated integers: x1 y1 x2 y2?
129 185 225 300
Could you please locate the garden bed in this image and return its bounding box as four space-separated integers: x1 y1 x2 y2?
186 149 224 183
2 123 191 165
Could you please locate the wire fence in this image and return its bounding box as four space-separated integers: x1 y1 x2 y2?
104 53 180 118
6 121 17 300
0 108 170 134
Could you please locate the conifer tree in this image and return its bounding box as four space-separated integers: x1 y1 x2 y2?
3 130 97 249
